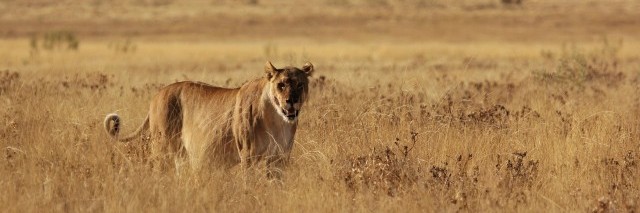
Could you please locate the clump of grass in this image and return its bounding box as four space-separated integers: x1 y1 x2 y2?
534 39 625 88
30 31 79 55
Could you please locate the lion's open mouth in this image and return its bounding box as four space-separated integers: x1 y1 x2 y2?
273 97 299 121
282 109 299 120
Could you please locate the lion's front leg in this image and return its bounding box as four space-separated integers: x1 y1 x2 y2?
233 102 257 175
237 140 253 172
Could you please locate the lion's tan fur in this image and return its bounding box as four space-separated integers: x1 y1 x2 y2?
104 62 313 171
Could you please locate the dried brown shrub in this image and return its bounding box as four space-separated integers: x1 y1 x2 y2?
339 134 420 197
0 71 20 94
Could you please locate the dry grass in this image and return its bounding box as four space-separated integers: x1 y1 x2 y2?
1 1 640 212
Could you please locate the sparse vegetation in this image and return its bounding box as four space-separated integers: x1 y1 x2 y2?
1 0 640 212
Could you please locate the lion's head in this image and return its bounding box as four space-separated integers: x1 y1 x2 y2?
265 61 314 123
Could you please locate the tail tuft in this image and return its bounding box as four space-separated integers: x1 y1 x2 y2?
104 113 121 138
103 113 149 143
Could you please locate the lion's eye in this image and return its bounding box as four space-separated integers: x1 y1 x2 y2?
277 83 285 90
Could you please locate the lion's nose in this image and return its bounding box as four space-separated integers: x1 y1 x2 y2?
285 98 295 104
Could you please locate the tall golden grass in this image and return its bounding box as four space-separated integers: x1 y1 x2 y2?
1 1 640 212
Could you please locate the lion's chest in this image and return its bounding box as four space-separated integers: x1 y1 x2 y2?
253 118 296 156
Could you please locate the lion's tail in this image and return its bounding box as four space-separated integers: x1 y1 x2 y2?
104 113 149 142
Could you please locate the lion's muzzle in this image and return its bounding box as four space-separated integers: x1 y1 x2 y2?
282 107 299 121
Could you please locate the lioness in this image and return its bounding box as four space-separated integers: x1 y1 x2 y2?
104 61 314 172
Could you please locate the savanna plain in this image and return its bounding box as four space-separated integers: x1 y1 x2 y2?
1 0 640 212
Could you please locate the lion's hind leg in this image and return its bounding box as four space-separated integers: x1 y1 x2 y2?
148 96 185 172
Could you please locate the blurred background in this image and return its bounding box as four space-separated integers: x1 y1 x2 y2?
2 0 638 42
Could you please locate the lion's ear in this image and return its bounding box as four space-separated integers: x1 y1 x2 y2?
265 61 279 79
302 62 314 76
